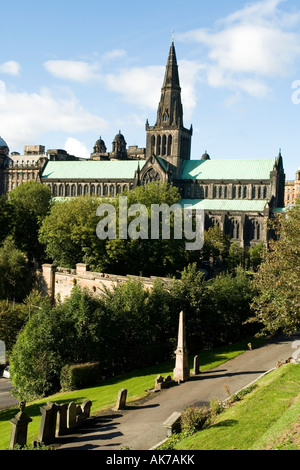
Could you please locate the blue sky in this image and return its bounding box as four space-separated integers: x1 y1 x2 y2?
0 0 300 179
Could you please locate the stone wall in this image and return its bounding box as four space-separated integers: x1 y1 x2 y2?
40 264 172 303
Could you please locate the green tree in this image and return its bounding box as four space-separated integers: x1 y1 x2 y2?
0 301 28 355
39 182 191 276
227 242 245 271
0 195 12 244
102 182 189 276
9 287 110 400
9 181 52 261
100 278 172 371
250 205 300 335
203 269 258 346
39 196 106 269
201 225 230 269
0 236 33 302
169 263 207 350
169 263 257 351
9 306 66 400
248 242 265 271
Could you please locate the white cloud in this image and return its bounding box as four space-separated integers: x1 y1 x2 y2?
178 60 203 119
44 60 101 82
104 60 202 118
43 49 202 118
64 137 90 158
178 0 300 97
102 49 127 62
0 61 21 76
105 65 165 109
0 85 107 150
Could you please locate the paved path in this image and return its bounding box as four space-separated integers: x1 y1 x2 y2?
56 334 299 451
0 378 18 411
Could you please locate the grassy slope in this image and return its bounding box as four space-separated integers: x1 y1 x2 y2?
0 337 262 450
172 363 300 451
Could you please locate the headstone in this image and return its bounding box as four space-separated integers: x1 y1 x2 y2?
67 401 77 430
38 402 59 445
10 402 32 449
81 399 92 419
192 355 200 375
114 389 127 411
163 411 182 437
155 375 165 390
56 403 68 436
76 404 83 422
173 311 190 382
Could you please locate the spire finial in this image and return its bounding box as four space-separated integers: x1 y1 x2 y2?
171 30 175 43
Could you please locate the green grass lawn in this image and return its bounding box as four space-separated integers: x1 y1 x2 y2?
166 363 300 451
0 337 263 450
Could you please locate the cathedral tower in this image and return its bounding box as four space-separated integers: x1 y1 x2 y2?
145 42 192 177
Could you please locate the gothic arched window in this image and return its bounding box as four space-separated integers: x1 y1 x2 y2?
162 135 167 156
167 135 172 156
157 135 161 155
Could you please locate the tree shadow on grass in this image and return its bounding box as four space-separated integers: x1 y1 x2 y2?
210 419 238 428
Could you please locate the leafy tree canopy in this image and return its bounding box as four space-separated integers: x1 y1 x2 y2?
0 236 33 302
8 181 52 260
250 205 300 335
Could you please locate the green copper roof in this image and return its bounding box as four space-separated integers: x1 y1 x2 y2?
180 199 269 212
42 160 146 180
179 158 276 181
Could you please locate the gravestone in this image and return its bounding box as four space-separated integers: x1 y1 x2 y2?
76 404 83 422
192 355 200 375
114 389 127 411
67 401 77 430
10 402 32 449
155 375 165 390
56 403 68 436
81 399 92 419
38 402 59 445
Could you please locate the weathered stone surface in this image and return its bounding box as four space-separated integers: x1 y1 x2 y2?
67 401 77 430
38 402 59 445
173 311 190 382
10 402 32 449
114 389 127 411
163 411 182 437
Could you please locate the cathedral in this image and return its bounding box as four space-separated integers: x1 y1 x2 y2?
0 42 285 247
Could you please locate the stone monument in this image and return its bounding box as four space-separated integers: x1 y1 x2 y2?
173 311 190 382
10 402 32 449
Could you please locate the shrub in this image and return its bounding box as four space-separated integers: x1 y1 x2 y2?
60 362 102 391
210 398 226 417
180 406 211 434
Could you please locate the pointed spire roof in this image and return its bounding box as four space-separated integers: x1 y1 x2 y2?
156 41 184 127
162 41 181 91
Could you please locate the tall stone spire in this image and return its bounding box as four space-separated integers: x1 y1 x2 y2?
145 41 193 177
156 41 183 128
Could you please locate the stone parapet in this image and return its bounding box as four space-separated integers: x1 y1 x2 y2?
41 264 173 303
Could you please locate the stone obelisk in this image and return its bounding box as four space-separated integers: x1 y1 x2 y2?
173 311 190 382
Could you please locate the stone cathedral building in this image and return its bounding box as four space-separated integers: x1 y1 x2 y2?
0 42 285 247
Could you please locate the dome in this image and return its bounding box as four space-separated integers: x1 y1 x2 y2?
201 151 210 161
113 130 126 142
93 136 107 154
0 136 8 148
95 135 105 145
